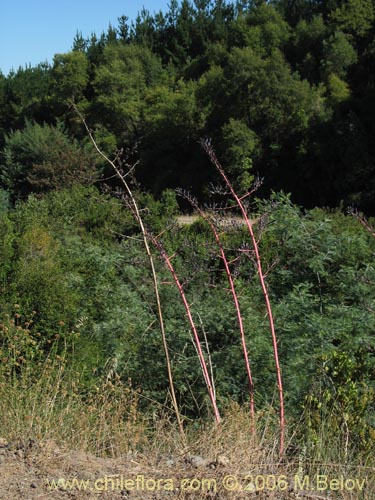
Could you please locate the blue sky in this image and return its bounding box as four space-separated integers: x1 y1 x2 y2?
0 0 170 75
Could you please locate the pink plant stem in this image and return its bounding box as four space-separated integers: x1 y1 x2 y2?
192 205 255 427
212 226 256 425
76 107 185 439
354 212 375 239
151 235 221 424
203 142 284 456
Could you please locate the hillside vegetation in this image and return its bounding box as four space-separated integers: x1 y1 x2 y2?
1 0 375 209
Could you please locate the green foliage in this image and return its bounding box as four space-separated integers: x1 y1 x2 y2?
1 0 375 209
0 213 14 286
143 79 203 142
11 225 79 334
0 308 79 380
136 189 179 232
92 44 163 140
141 78 206 192
41 184 126 239
0 64 52 144
329 0 375 38
246 3 291 54
51 51 89 102
0 120 99 199
0 189 9 212
256 195 375 418
326 73 350 103
304 348 375 452
321 31 357 79
292 15 327 82
0 176 375 442
221 118 259 189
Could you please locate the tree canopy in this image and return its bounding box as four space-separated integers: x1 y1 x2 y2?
1 0 374 211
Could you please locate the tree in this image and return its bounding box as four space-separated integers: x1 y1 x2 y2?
72 31 88 52
140 79 206 193
0 64 52 144
51 51 89 99
321 31 357 79
290 15 328 83
131 8 155 48
326 73 350 104
117 15 130 42
92 44 163 141
0 120 99 200
329 0 374 38
221 118 260 190
246 3 291 55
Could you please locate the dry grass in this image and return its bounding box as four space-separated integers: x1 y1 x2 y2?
0 360 147 456
0 346 374 499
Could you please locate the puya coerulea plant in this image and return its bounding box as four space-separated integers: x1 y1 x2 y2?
78 105 284 454
176 189 255 429
200 139 285 457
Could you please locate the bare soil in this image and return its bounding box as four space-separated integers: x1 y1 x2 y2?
177 215 246 227
0 438 310 500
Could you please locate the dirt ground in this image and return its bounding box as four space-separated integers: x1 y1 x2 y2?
0 437 326 500
2 436 373 500
0 436 192 499
176 215 246 227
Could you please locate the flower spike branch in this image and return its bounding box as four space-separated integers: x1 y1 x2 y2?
350 208 375 239
177 189 255 428
150 233 221 424
200 139 285 457
75 105 185 440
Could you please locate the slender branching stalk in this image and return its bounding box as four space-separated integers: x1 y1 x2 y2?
150 234 221 424
197 312 217 401
75 106 185 441
179 191 255 427
201 139 284 456
350 208 375 239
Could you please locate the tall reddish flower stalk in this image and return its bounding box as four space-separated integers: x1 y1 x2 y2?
179 191 255 427
75 106 185 440
351 209 375 239
150 234 221 424
201 139 284 456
